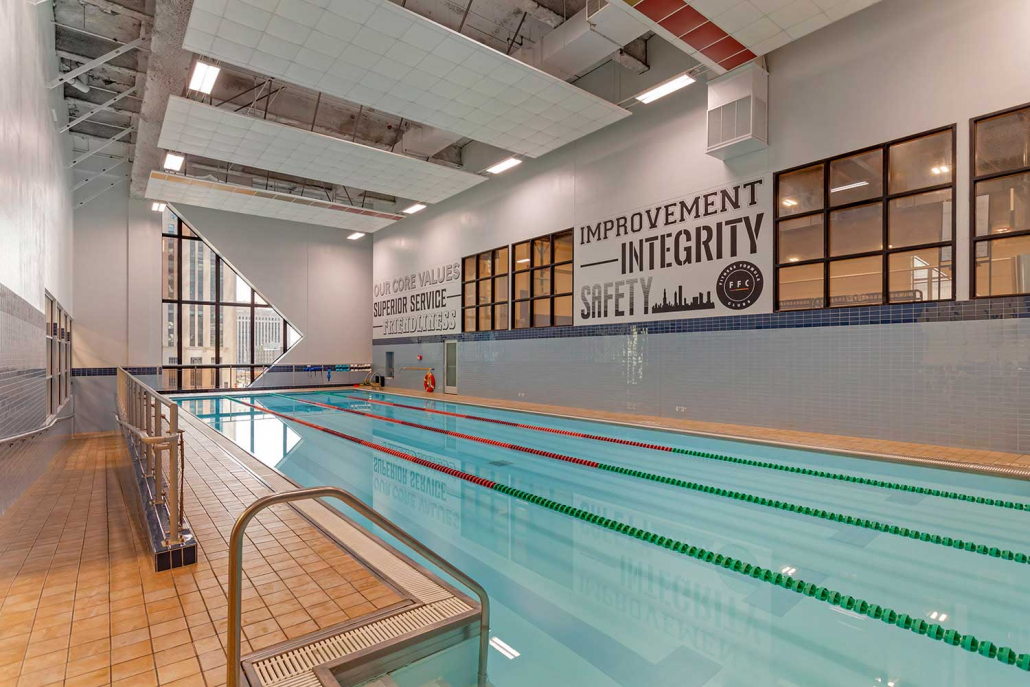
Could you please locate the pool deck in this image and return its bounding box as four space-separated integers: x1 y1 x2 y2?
0 410 475 687
371 387 1030 473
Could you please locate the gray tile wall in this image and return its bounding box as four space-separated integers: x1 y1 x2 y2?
0 282 71 514
373 317 1030 454
0 283 46 437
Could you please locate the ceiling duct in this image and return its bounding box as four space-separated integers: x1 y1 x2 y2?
512 0 650 81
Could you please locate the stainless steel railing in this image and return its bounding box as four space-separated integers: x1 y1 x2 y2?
227 486 490 687
114 368 185 546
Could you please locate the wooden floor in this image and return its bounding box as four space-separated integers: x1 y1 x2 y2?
0 433 401 687
379 387 1030 470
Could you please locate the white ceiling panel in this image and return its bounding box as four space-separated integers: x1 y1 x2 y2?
158 97 485 204
184 0 632 158
145 171 402 232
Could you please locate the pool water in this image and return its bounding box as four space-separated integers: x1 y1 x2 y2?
180 390 1030 687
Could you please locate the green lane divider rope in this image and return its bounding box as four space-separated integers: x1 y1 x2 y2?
595 463 1030 565
345 391 1030 514
664 445 1030 513
489 482 1030 673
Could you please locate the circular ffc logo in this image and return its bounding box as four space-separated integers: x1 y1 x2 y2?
716 261 764 310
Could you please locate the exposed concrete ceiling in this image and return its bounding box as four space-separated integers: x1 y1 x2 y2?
63 0 659 206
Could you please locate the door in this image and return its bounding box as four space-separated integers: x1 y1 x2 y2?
443 340 457 394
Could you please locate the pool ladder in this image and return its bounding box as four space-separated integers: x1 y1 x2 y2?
226 485 490 687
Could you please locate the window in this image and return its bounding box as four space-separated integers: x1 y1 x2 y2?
512 229 573 328
775 127 955 310
972 103 1030 297
160 209 298 391
462 246 509 332
45 293 72 416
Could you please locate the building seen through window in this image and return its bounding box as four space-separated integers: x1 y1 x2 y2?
160 209 298 391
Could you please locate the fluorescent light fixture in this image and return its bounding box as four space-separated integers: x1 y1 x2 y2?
163 152 185 172
780 566 797 575
516 258 530 264
189 62 221 94
830 180 869 193
151 202 166 212
787 257 799 263
485 157 521 174
489 637 520 660
932 165 950 175
347 232 365 240
402 203 427 214
635 73 696 105
781 199 798 207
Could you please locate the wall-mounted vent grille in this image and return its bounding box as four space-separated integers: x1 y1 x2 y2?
705 63 769 161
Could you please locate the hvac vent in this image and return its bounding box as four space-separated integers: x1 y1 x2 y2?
706 63 769 160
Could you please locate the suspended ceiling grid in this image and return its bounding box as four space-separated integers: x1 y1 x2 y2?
145 171 403 231
182 0 631 158
158 96 487 204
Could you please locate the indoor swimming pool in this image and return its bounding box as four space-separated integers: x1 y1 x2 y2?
180 390 1030 687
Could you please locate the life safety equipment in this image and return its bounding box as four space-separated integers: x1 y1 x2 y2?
424 371 436 393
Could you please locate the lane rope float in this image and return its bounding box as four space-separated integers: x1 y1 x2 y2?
220 396 1030 674
274 394 1030 566
338 391 1030 514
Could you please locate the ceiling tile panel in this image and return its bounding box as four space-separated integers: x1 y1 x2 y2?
183 0 631 158
607 0 881 74
658 6 709 37
145 172 403 232
158 97 486 204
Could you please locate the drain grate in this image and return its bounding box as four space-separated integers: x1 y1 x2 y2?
251 598 474 686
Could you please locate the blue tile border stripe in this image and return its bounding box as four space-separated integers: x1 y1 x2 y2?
372 296 1030 346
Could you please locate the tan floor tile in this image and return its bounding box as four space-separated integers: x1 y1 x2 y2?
65 651 112 678
111 655 155 682
64 666 111 687
111 640 152 666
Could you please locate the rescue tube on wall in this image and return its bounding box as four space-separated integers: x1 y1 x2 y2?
424 371 436 393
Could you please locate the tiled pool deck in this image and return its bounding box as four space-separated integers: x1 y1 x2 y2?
0 429 405 687
375 387 1030 472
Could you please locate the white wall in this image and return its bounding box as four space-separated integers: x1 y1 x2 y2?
173 204 373 364
374 0 1030 301
0 1 74 311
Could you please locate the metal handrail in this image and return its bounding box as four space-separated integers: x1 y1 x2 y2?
115 368 183 545
0 413 74 447
227 486 489 687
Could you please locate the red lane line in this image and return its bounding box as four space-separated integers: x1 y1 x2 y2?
228 398 498 489
278 395 601 469
340 391 675 453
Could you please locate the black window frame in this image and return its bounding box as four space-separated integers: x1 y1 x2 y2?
511 228 574 329
161 212 296 392
774 124 957 311
970 101 1030 299
462 246 510 332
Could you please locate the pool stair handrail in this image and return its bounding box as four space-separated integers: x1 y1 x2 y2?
226 485 490 687
114 368 197 570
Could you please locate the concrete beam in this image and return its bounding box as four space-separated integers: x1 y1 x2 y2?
514 0 564 28
128 0 191 199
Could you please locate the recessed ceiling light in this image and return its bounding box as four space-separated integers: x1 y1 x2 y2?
485 157 521 174
163 153 185 172
830 181 869 193
635 73 696 105
152 202 166 212
932 165 950 175
189 62 220 95
347 232 365 240
402 203 427 214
